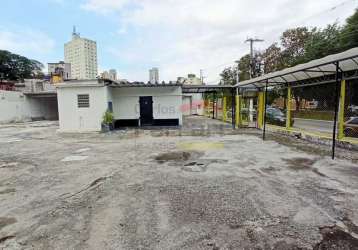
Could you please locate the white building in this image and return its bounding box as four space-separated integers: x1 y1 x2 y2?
180 74 204 116
56 80 183 132
149 67 159 84
64 27 98 80
48 61 71 80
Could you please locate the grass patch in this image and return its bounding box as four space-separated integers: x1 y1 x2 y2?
293 110 334 121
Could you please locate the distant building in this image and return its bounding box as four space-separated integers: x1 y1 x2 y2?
64 27 98 80
149 67 159 84
48 61 71 83
108 69 117 80
100 69 117 80
177 74 202 85
101 71 109 79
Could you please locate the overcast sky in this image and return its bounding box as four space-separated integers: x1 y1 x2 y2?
0 0 357 82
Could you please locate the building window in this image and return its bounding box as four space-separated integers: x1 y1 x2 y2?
77 94 90 108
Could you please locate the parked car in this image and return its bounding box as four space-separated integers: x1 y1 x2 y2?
266 107 294 126
348 105 358 116
344 117 358 137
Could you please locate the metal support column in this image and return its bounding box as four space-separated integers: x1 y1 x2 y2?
332 62 341 159
231 89 235 129
236 94 241 127
212 92 216 119
263 81 268 140
222 95 227 122
338 80 346 140
286 86 292 130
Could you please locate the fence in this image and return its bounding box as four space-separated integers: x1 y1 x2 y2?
203 79 358 157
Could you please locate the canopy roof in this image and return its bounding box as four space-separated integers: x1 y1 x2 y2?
236 47 358 89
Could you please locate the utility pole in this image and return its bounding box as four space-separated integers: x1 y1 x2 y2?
235 60 240 85
245 38 264 78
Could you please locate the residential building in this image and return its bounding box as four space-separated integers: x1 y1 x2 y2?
101 69 117 80
101 71 110 79
182 74 202 85
149 67 159 84
56 79 182 132
48 61 71 83
64 27 98 80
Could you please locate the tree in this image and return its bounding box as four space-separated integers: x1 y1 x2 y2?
220 66 237 85
0 50 44 81
262 43 284 73
340 8 358 50
280 27 311 67
304 23 342 62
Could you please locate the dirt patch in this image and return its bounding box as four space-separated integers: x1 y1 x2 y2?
0 217 17 230
313 226 358 249
342 216 358 235
155 151 191 162
155 151 204 163
0 188 16 195
0 162 18 168
0 235 15 244
283 158 316 170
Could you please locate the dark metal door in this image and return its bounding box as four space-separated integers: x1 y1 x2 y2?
139 96 153 126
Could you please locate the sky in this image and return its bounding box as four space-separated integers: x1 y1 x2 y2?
0 0 357 83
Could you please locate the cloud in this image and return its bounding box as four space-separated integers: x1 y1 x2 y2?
0 27 55 58
81 0 131 14
82 0 357 82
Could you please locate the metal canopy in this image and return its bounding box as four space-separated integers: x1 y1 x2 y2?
236 47 358 89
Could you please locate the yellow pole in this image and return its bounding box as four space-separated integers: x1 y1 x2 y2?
338 80 346 139
257 92 265 129
286 87 292 130
235 95 241 126
222 96 227 122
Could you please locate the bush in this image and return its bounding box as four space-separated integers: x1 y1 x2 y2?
102 110 114 125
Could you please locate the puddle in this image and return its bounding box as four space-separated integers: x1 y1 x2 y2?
155 151 202 162
61 155 88 162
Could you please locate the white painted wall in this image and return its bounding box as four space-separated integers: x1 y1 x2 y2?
182 93 204 116
111 86 183 125
182 95 192 116
0 90 58 123
57 85 107 132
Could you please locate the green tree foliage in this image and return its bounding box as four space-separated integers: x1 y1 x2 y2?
340 10 358 50
0 50 44 81
220 8 358 109
304 23 342 61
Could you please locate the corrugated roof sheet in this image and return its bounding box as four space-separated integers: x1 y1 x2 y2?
236 47 358 89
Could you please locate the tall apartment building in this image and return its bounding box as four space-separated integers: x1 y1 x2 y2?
149 67 159 84
64 27 98 80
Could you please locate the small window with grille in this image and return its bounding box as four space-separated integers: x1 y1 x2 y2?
77 94 90 108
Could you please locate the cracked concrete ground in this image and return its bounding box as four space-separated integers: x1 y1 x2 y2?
0 117 358 249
